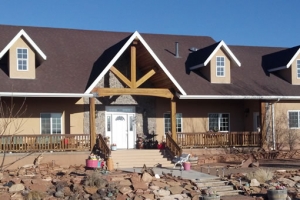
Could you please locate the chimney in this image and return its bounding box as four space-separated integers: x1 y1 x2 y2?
175 42 179 58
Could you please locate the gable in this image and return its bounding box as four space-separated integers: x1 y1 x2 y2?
85 31 187 95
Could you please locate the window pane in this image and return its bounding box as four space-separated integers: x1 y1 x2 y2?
41 114 51 134
289 112 298 128
208 114 218 131
129 116 133 131
219 114 229 131
164 113 171 133
297 60 300 78
107 116 111 132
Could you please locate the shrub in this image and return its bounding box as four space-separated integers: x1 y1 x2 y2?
84 172 108 188
246 168 274 183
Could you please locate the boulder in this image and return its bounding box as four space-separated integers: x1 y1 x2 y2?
250 179 260 187
9 184 25 193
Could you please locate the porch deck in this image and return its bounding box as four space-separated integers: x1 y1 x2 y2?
0 132 261 153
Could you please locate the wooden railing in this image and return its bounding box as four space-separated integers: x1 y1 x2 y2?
0 134 90 152
177 132 261 148
96 134 111 160
165 132 182 157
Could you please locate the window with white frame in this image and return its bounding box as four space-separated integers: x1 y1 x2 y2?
41 113 62 134
208 113 230 132
288 111 300 128
17 48 28 71
297 60 300 78
164 113 182 134
216 56 225 77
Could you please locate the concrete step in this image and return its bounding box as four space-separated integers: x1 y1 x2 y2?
111 149 173 169
196 181 228 187
217 190 243 196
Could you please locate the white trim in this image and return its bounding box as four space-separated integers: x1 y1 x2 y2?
16 48 29 71
85 31 187 95
0 29 47 60
0 92 93 97
287 48 300 68
216 56 225 77
189 63 204 70
268 66 287 72
177 93 300 100
204 40 241 67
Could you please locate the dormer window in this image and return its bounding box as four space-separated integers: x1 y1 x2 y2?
17 48 28 71
216 56 225 77
297 60 300 79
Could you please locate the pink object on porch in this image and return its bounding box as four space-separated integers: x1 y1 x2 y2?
183 162 191 171
86 159 98 168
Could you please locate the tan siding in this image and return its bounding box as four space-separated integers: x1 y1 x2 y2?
291 56 300 85
9 37 35 79
210 48 231 84
155 99 258 141
1 97 84 135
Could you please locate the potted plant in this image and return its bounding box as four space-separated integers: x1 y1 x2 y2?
111 143 117 151
267 185 287 200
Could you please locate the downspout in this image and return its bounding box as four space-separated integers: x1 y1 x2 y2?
272 98 280 150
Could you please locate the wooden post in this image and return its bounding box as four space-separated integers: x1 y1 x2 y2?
89 97 96 151
260 101 267 149
131 41 137 88
171 99 177 141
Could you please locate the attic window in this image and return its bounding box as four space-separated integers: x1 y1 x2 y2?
17 48 28 71
297 60 300 78
216 56 225 77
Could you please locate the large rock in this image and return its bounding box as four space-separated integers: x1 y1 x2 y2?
132 181 148 190
55 190 64 198
278 177 296 187
160 194 184 200
169 186 185 194
152 180 169 188
9 184 25 193
153 189 171 197
119 186 132 195
119 179 131 186
84 186 98 195
250 179 260 187
142 172 153 183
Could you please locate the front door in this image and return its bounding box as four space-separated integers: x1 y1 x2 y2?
106 106 136 149
112 114 128 149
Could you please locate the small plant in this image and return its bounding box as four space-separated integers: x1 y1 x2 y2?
111 143 117 146
84 171 108 188
246 168 274 183
25 191 44 200
206 187 218 196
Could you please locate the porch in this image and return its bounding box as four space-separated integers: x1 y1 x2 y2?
0 132 261 153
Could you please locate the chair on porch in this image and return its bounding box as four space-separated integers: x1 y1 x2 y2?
172 153 190 168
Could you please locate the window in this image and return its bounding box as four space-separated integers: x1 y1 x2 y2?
106 115 111 132
216 56 225 77
297 60 300 78
164 113 182 134
41 113 62 134
17 48 28 71
288 111 300 128
208 113 230 132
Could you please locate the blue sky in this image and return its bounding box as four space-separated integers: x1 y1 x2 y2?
1 1 299 47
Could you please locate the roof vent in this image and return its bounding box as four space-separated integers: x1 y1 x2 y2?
189 47 198 52
175 42 180 58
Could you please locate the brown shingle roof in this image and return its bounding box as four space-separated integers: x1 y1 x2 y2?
0 24 300 97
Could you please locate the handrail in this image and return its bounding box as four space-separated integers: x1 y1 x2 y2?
96 134 111 160
177 132 261 148
165 132 182 157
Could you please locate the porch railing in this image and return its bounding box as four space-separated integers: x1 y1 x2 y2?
96 134 111 160
0 134 90 152
165 132 182 157
177 132 261 148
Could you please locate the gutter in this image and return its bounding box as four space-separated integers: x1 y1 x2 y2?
177 94 300 100
0 92 94 98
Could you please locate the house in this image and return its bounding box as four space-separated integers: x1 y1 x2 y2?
0 24 300 154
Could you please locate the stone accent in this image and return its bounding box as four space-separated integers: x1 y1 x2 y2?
83 71 157 140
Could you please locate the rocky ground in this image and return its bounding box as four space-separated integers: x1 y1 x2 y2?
1 156 300 199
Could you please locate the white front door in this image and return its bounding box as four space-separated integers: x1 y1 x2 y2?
112 114 128 149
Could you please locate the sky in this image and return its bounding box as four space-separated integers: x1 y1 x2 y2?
1 1 299 48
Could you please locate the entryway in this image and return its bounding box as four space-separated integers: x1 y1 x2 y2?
105 106 136 149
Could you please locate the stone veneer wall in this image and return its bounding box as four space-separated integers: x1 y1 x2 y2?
83 72 156 138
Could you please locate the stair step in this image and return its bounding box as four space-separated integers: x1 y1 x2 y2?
196 181 228 187
217 190 243 196
201 185 234 191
